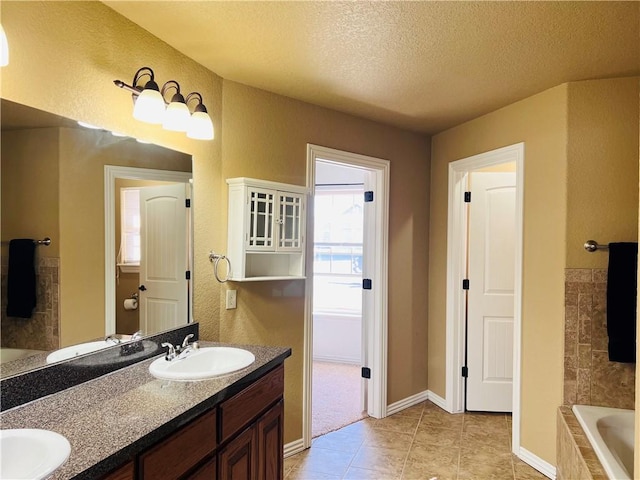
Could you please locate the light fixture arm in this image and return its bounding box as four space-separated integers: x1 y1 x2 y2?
186 92 208 113
161 80 185 104
113 67 158 98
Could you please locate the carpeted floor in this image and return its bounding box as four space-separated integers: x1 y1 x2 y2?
312 361 367 438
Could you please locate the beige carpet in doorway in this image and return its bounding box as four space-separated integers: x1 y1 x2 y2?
312 361 367 438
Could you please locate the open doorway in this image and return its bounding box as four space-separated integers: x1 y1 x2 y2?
302 144 390 451
445 143 524 452
104 166 193 336
311 162 367 437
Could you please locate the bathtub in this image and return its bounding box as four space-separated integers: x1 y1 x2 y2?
0 348 43 364
572 405 634 480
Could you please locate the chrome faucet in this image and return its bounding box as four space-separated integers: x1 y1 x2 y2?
162 342 177 361
176 334 199 359
130 330 143 341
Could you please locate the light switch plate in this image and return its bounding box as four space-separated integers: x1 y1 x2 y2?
226 289 237 309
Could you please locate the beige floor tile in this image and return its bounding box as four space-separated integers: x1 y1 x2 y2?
392 402 425 418
401 460 458 480
285 465 343 480
458 451 514 479
295 447 355 477
461 429 511 454
363 429 414 451
312 429 365 453
513 457 548 479
413 424 462 447
463 411 508 429
407 443 460 467
351 445 408 476
344 466 401 479
419 411 464 431
364 414 421 435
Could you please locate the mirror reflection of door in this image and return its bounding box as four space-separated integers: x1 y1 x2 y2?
115 180 190 336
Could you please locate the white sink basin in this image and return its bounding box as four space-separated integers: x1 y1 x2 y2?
149 347 256 381
0 429 71 479
46 340 118 364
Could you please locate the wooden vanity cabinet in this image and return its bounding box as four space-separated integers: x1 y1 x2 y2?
101 364 285 480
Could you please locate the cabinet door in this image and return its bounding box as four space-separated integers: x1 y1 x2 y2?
218 427 258 480
276 192 304 251
101 461 135 480
257 401 284 480
247 188 276 251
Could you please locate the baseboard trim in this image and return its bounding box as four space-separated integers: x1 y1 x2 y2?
426 390 449 412
386 390 429 416
284 438 305 458
517 447 556 479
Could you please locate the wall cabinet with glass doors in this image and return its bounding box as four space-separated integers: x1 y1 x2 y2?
226 177 308 281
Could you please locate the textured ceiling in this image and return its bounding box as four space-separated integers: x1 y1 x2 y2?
103 1 640 135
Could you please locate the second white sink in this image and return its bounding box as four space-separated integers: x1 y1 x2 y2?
0 429 71 479
149 347 256 381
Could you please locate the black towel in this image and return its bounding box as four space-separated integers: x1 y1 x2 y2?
6 239 37 319
606 242 638 363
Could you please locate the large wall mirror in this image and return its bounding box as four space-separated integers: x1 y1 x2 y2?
1 99 194 378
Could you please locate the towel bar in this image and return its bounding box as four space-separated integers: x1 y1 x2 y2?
1 237 51 246
584 240 608 252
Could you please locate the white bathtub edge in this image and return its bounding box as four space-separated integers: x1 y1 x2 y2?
572 404 633 480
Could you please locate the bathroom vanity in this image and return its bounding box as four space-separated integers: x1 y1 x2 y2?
0 341 290 479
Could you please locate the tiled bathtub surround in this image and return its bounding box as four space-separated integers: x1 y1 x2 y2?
556 406 607 480
1 255 60 351
563 268 635 408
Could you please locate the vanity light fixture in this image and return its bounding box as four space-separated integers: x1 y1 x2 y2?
0 24 9 67
114 67 164 125
186 92 214 140
161 80 190 132
114 68 214 141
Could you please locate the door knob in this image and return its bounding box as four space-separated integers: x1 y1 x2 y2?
138 285 147 292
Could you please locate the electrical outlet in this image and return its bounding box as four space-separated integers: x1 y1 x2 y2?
226 289 237 309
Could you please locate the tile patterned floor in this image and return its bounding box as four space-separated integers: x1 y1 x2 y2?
284 401 549 480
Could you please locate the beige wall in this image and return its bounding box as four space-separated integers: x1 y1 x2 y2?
2 2 431 446
429 84 569 464
1 128 60 257
1 0 223 345
566 78 639 268
220 80 431 442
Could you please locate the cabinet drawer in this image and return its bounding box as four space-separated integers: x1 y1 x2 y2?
139 409 217 480
185 456 216 480
219 365 284 444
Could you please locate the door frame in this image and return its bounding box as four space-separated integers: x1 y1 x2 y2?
303 144 390 449
104 165 193 335
445 143 524 453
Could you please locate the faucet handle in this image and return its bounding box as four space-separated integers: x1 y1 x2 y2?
130 330 143 341
181 333 195 348
161 342 176 361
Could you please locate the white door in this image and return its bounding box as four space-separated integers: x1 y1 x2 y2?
466 172 516 412
139 183 189 335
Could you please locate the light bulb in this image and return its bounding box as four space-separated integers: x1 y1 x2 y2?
163 101 190 132
187 111 214 140
0 24 9 67
133 85 165 124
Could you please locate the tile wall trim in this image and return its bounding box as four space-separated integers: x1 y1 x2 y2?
519 447 557 479
426 389 448 411
284 438 305 458
387 389 430 416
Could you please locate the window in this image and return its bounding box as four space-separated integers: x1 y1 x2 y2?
313 187 363 314
119 188 140 272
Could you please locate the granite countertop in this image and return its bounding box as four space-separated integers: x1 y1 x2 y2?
0 342 291 479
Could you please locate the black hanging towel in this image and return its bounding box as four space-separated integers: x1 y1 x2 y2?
606 242 638 363
6 239 37 319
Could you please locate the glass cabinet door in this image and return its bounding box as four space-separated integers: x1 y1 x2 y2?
277 192 303 250
247 188 275 249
